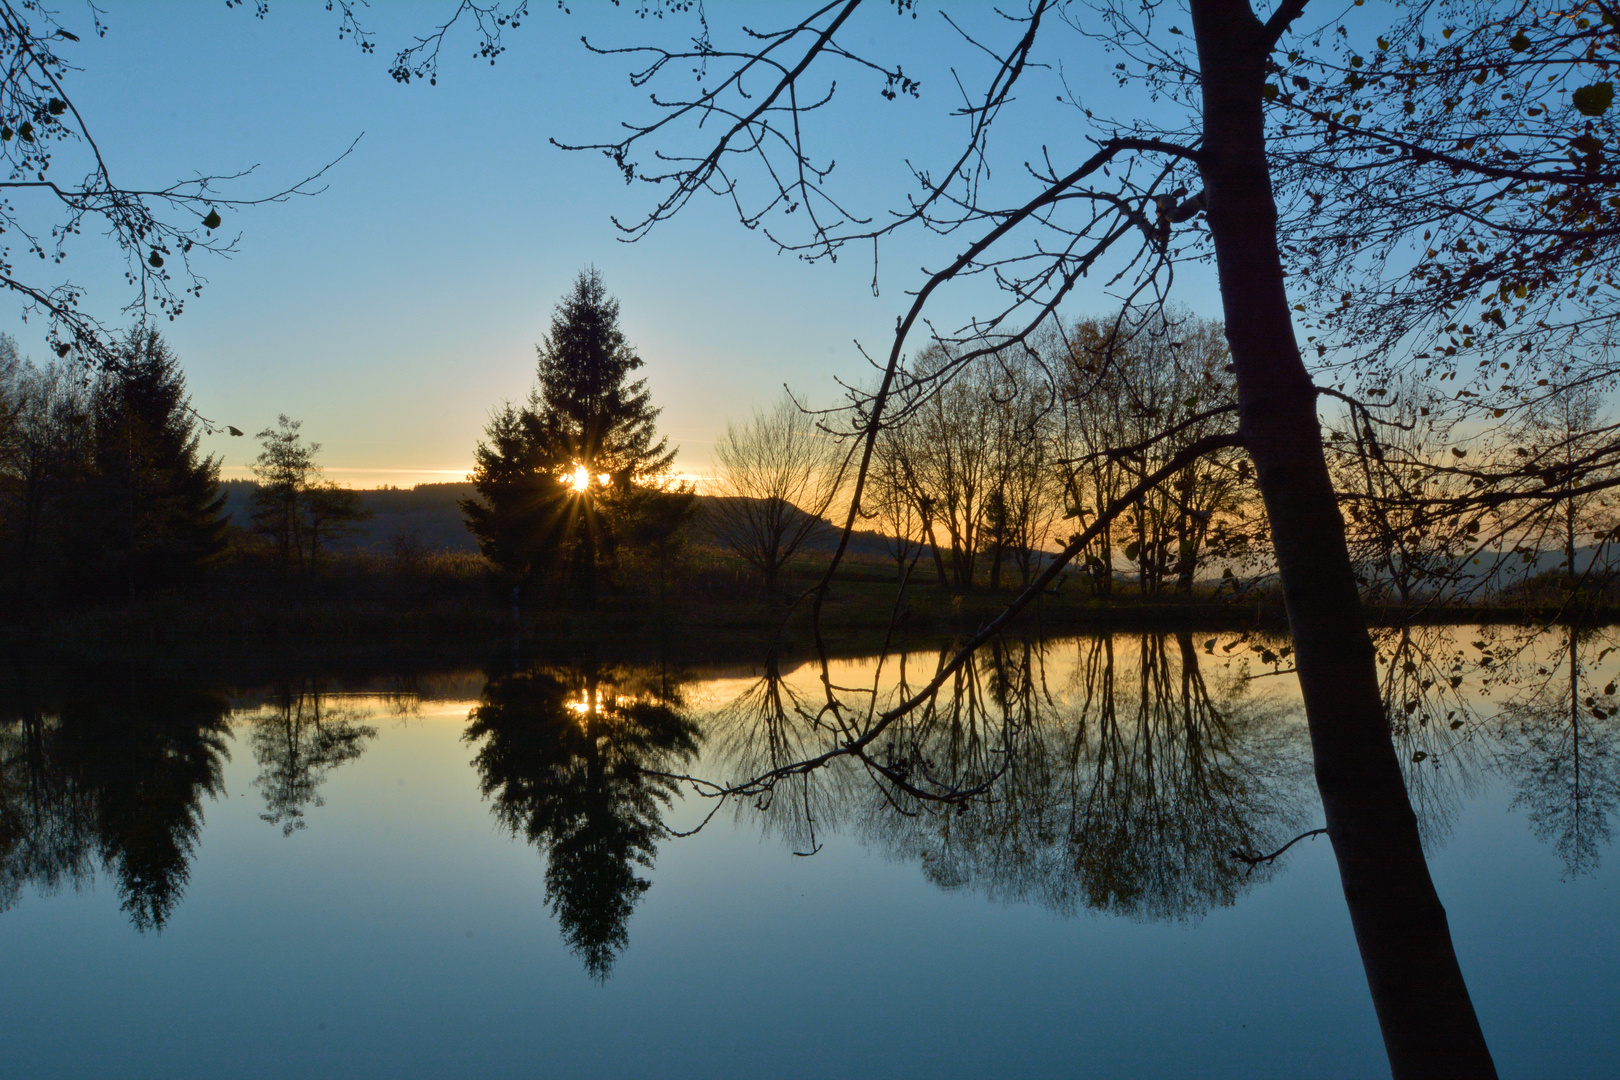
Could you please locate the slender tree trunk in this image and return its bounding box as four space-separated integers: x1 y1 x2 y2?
1190 4 1496 1076
923 516 950 588
1096 522 1113 596
1566 491 1578 594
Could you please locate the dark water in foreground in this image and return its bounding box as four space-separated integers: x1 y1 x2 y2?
2 628 1616 1078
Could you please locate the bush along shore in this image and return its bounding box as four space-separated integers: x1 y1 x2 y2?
11 541 1620 666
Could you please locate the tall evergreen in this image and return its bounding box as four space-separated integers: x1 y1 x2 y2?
85 328 228 597
464 270 690 596
530 269 676 484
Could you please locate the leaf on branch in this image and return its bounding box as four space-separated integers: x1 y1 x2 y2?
1572 82 1614 117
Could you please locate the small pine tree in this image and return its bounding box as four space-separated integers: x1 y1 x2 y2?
248 415 369 568
462 402 567 581
85 328 228 597
250 415 317 567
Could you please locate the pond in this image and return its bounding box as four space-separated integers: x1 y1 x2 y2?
2 627 1616 1078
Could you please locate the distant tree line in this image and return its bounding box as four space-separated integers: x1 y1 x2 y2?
708 301 1620 608
707 307 1258 600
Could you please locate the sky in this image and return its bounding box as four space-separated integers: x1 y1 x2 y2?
10 1 1224 488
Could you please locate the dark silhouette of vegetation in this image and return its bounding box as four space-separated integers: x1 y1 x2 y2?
0 329 228 606
86 328 230 599
0 664 231 932
463 270 694 601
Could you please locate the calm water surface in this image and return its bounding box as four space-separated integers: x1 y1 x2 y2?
2 628 1616 1078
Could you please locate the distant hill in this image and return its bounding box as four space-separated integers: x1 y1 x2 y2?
216 481 909 562
221 480 481 554
692 495 902 562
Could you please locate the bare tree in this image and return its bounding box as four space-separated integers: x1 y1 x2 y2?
334 0 1620 1071
867 424 930 582
1054 310 1250 596
709 393 845 599
982 346 1062 590
899 346 1001 589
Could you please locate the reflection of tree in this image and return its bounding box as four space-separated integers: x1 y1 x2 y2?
1057 635 1310 918
1497 629 1620 877
466 665 698 979
0 667 230 931
250 681 376 836
708 635 1312 922
707 654 844 854
1372 625 1489 849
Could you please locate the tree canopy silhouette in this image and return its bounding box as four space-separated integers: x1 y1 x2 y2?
85 328 229 597
463 270 690 597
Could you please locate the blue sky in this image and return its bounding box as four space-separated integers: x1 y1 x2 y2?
14 2 1223 486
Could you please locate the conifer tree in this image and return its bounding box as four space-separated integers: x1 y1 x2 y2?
86 328 227 597
464 270 691 597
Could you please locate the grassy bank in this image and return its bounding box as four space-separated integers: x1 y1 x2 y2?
8 546 1619 665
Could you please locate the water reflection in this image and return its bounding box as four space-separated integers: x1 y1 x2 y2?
1496 628 1620 876
466 664 699 979
707 635 1314 921
248 680 378 836
0 626 1615 966
1373 625 1491 848
0 666 231 931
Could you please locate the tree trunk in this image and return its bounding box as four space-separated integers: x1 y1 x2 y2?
923 517 950 588
1096 525 1113 596
1190 4 1496 1076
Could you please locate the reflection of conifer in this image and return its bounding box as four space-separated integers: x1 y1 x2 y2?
0 692 95 912
0 669 232 931
466 666 698 978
